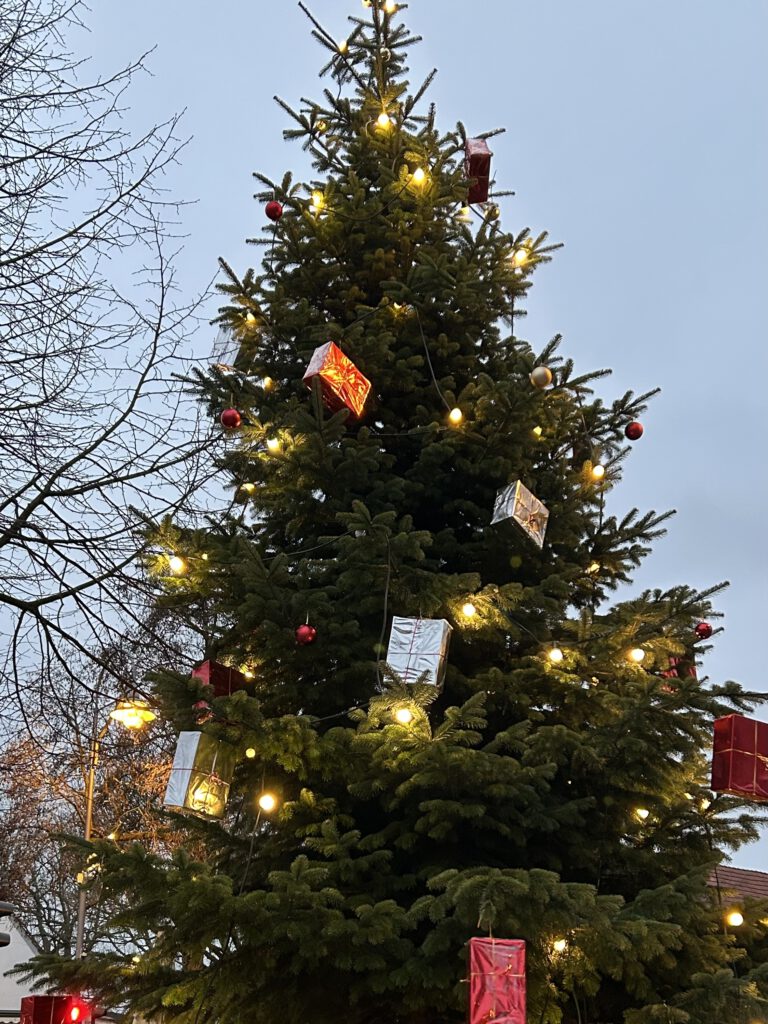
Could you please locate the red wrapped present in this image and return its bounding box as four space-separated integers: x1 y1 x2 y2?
465 138 493 204
302 341 371 418
660 656 697 681
192 660 249 698
469 937 526 1024
21 997 93 1024
711 714 768 801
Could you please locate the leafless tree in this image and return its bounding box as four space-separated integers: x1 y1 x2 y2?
0 0 219 722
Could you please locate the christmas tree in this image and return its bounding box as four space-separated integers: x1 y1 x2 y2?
29 3 768 1022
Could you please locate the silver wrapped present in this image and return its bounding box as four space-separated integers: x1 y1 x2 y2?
386 616 453 688
163 732 236 820
491 480 549 549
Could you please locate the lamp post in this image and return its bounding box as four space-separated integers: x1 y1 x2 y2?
75 699 156 958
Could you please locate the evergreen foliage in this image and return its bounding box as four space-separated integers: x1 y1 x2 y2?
26 4 768 1022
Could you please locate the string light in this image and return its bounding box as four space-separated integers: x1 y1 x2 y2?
261 376 274 390
512 246 530 267
338 39 348 53
412 167 427 185
243 669 255 680
240 483 256 495
726 909 744 928
310 190 325 214
461 602 477 619
266 437 281 452
258 792 279 813
552 938 568 954
168 555 187 575
384 0 397 11
316 119 328 134
587 561 601 574
457 205 472 223
448 407 463 425
628 648 646 664
548 647 564 664
394 707 414 725
245 748 256 759
700 797 711 811
245 311 257 324
591 464 606 481
532 425 543 438
377 111 392 130
201 553 209 561
634 807 650 821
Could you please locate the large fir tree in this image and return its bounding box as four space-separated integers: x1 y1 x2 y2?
30 3 768 1022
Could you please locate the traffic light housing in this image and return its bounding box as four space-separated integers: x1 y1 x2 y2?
0 900 14 948
20 997 93 1024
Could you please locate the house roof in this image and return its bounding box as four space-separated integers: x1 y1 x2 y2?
710 865 768 900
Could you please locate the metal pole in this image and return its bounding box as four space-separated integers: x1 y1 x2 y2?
75 723 106 958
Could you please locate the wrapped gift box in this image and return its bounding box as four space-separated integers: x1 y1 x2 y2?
192 660 249 698
164 732 236 819
660 656 697 681
469 937 526 1024
711 714 768 802
465 138 493 204
386 616 453 689
491 481 549 549
302 341 371 417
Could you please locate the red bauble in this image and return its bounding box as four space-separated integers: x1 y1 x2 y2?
295 623 317 646
220 408 242 429
625 421 644 441
265 201 283 222
695 621 713 640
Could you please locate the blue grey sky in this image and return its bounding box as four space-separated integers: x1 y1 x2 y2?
87 0 767 868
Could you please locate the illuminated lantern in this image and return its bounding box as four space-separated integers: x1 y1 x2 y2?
163 732 236 819
465 138 493 204
302 341 371 417
469 937 526 1024
711 714 768 802
191 660 250 698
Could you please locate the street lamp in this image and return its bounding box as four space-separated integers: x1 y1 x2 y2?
75 699 155 958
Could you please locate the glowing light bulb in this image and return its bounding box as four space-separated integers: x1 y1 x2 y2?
131 955 141 964
628 648 646 664
245 311 257 323
587 561 601 574
591 464 606 481
548 647 564 664
245 747 256 759
700 797 711 811
338 39 348 53
311 190 325 213
412 167 426 185
394 707 414 725
168 555 187 575
243 669 255 680
635 807 650 821
532 425 543 438
384 0 397 11
462 602 477 619
448 407 463 425
262 376 274 390
458 205 472 222
377 111 391 129
201 553 209 561
552 938 568 954
316 119 328 134
241 483 256 495
512 248 529 267
266 437 280 452
258 792 278 813
107 832 118 841
726 910 744 928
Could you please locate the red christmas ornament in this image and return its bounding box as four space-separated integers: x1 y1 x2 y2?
625 421 644 441
265 200 283 222
695 621 713 640
220 408 242 429
295 623 318 646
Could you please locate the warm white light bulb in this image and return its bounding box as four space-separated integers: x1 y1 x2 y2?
448 407 463 425
338 39 348 53
532 425 543 438
245 747 256 759
261 376 273 390
462 602 477 619
512 248 529 267
384 0 397 11
726 910 744 928
548 647 564 664
377 111 391 129
266 437 280 452
587 561 601 574
168 555 187 575
628 648 646 664
635 807 650 821
591 464 606 481
552 938 568 954
412 167 426 185
258 792 278 813
394 707 414 725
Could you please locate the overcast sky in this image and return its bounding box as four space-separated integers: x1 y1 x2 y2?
86 0 767 868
